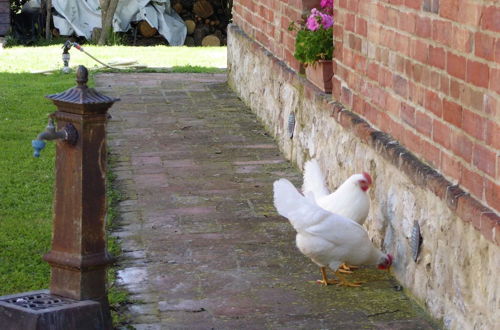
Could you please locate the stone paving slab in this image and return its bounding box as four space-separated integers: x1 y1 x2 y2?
95 73 439 329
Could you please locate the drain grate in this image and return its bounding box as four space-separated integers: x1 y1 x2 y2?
2 293 76 311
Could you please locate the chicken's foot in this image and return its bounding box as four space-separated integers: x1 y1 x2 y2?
338 263 359 273
334 271 364 287
316 267 339 286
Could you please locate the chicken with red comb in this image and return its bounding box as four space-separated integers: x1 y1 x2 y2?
273 178 394 287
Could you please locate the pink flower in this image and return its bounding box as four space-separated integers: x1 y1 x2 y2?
306 8 321 31
321 12 334 29
306 8 334 31
321 0 334 8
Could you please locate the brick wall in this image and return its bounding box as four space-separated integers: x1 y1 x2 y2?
332 0 499 213
0 0 9 36
232 0 499 215
232 0 305 72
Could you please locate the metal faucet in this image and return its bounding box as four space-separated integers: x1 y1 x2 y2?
32 118 78 157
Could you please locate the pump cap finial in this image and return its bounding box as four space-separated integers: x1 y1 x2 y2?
76 66 88 86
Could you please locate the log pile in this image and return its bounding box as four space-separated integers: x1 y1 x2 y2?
177 0 231 46
137 0 231 46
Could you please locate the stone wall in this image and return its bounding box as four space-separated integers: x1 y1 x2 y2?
227 24 499 330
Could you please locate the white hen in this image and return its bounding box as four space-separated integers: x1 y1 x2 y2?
274 178 392 286
303 159 372 225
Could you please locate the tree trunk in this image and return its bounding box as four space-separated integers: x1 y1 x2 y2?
45 0 52 40
98 0 119 45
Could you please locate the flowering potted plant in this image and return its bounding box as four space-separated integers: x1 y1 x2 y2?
291 0 334 92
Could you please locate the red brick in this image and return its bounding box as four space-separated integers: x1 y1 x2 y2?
485 179 500 213
481 6 500 33
412 40 429 64
345 12 356 32
440 75 450 94
352 93 365 114
442 99 463 128
428 46 446 70
347 0 359 12
433 19 452 47
432 71 443 91
395 33 410 57
441 152 463 181
450 131 474 163
393 74 408 97
348 34 363 52
490 68 500 95
473 144 497 177
447 52 466 80
386 95 401 117
389 116 404 141
457 1 483 26
461 86 484 113
486 120 500 151
399 12 416 34
332 76 342 100
416 110 433 137
408 81 425 106
415 16 432 38
462 109 486 141
404 0 422 10
466 60 490 88
380 66 393 88
365 103 380 127
341 86 353 107
403 129 422 155
451 26 473 53
367 62 379 81
440 0 459 21
461 167 484 198
475 32 495 61
401 103 416 127
449 79 464 100
483 93 499 120
356 17 368 37
421 138 441 167
425 90 443 117
386 7 400 29
433 119 452 149
496 38 500 64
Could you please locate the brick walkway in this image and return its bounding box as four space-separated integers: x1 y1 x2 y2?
95 73 438 329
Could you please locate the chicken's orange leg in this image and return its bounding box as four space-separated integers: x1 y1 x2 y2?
316 267 338 286
334 270 363 287
338 263 359 273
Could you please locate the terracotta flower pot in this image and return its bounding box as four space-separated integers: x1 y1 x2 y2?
305 60 334 93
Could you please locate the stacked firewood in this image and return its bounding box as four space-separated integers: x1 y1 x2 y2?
136 0 231 46
175 0 231 46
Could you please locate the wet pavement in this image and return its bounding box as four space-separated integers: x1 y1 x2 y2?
95 73 439 329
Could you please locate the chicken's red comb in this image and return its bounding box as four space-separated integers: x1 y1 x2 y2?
387 254 393 265
362 172 372 185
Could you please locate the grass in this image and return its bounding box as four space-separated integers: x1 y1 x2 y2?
0 44 227 325
1 44 227 73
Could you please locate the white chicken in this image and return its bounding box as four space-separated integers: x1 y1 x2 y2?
302 159 372 225
273 178 392 286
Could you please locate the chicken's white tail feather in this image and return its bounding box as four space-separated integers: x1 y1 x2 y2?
274 178 329 231
303 159 330 201
273 179 303 219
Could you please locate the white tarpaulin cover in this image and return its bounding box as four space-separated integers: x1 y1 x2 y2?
52 0 186 46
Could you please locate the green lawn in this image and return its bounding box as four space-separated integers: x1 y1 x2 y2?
1 44 227 72
0 45 226 323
